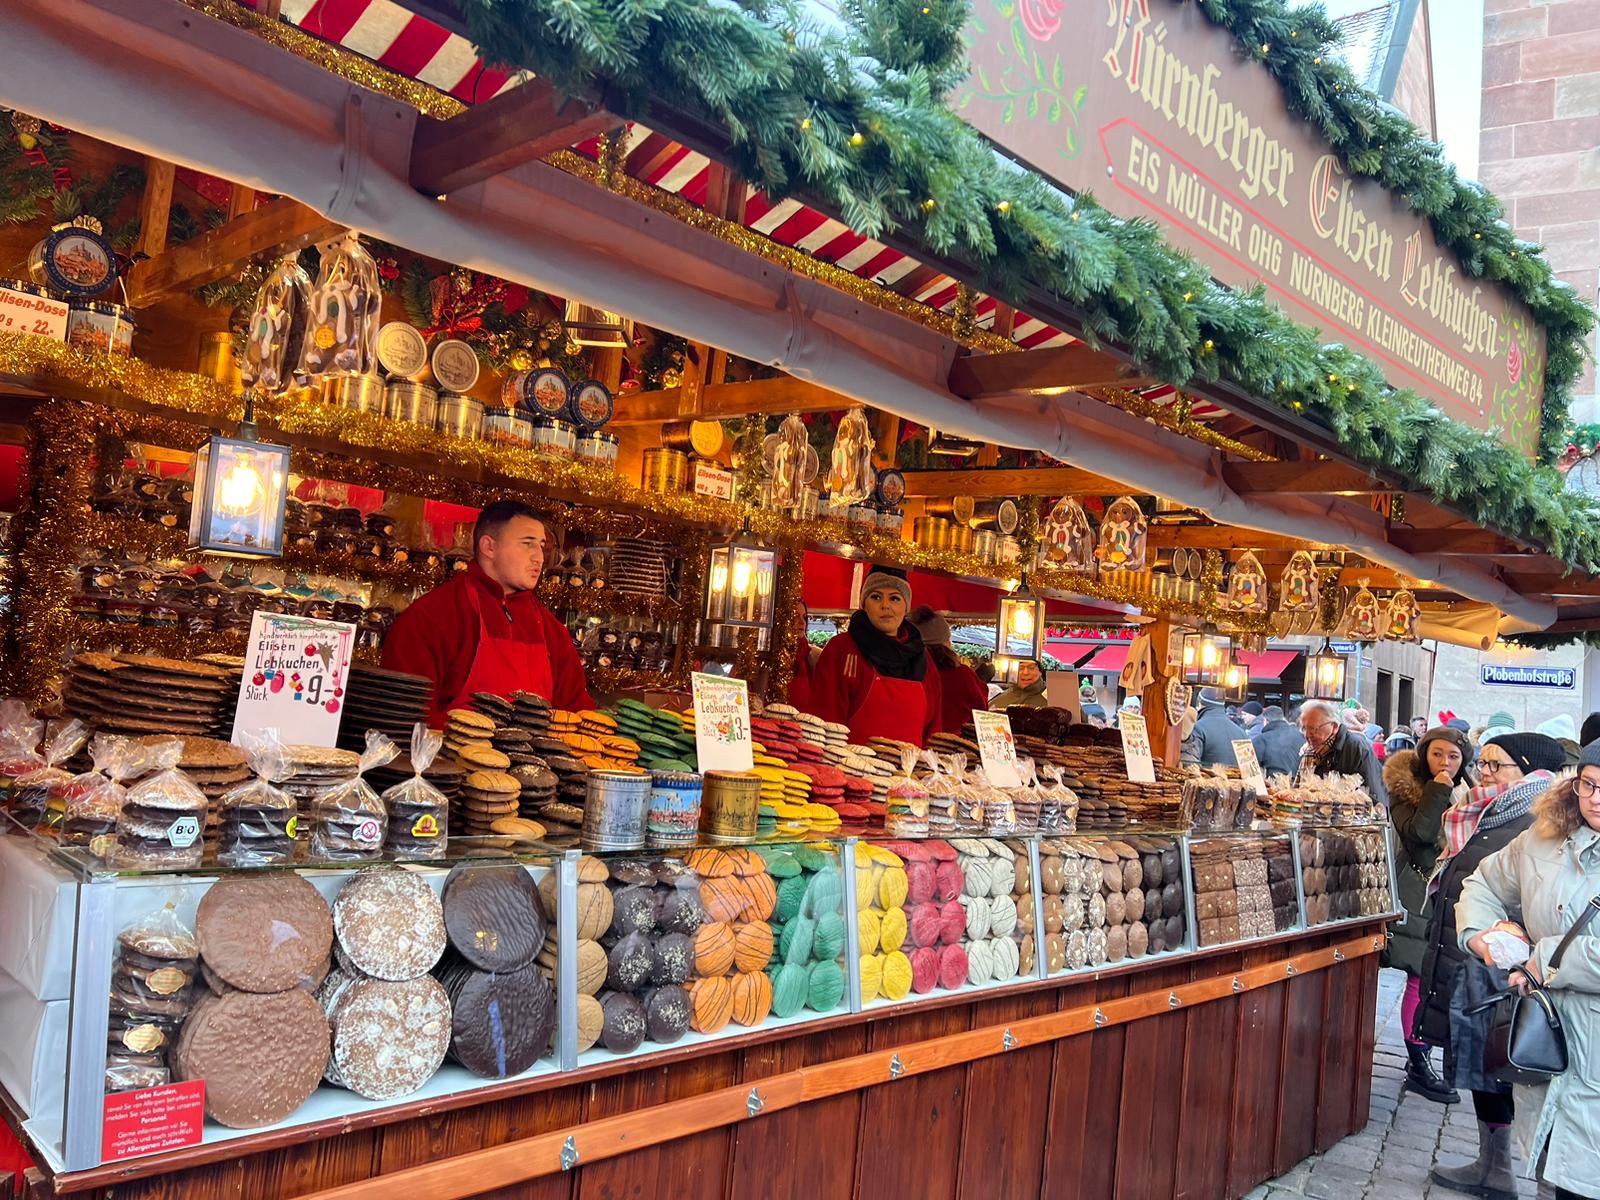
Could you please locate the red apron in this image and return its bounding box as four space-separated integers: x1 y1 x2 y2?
435 583 555 722
846 671 929 748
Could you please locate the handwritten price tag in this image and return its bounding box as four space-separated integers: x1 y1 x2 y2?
233 612 356 747
692 671 754 772
1233 740 1266 792
1120 713 1156 783
0 284 68 340
972 709 1022 787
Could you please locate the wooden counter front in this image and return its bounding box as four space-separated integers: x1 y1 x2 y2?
18 920 1385 1200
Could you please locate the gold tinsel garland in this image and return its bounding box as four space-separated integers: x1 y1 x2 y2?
764 545 808 701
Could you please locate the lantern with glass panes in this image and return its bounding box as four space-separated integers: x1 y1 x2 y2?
1180 623 1232 686
188 396 289 557
993 577 1046 684
1220 654 1250 703
1304 640 1348 701
704 526 777 631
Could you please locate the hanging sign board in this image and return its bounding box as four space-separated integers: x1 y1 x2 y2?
954 2 1546 456
972 709 1023 787
1120 712 1156 783
1234 739 1267 792
692 671 754 772
232 612 356 747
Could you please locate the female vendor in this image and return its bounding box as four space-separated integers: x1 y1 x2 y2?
806 569 942 747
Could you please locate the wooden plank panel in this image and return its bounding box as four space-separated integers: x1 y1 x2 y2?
955 986 1060 1200
1114 1010 1188 1200
855 1007 969 1200
238 1128 377 1200
729 1026 864 1200
1276 972 1328 1174
1315 962 1362 1151
1175 996 1240 1200
948 342 1153 397
1226 981 1286 1196
1351 954 1379 1130
576 1051 742 1200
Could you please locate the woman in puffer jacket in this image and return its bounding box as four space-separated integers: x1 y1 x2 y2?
1383 725 1475 1105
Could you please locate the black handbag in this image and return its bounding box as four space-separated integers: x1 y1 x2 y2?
1467 895 1600 1085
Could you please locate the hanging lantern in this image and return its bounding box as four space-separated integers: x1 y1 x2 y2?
1180 623 1232 686
189 398 289 558
563 299 633 349
994 577 1047 683
1220 654 1249 703
704 526 778 630
1304 639 1348 701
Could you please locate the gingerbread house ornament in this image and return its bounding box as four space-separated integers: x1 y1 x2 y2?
1042 496 1096 572
1095 497 1148 573
1278 551 1320 612
1225 551 1268 613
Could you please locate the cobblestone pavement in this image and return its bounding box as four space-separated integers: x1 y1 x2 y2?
1250 968 1541 1200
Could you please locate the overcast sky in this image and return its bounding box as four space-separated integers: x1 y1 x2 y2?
1429 0 1484 178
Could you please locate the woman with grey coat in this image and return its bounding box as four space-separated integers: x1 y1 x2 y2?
1459 743 1600 1200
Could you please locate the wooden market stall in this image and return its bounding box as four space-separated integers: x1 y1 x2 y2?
0 2 1593 1200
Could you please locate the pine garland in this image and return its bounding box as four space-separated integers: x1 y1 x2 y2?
445 0 1598 572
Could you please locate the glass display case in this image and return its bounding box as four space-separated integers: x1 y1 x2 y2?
0 820 1398 1173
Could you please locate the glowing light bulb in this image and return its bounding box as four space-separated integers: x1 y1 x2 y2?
710 560 729 595
218 460 264 516
732 553 754 598
1009 603 1035 637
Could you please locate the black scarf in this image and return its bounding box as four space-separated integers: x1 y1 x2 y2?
848 610 928 681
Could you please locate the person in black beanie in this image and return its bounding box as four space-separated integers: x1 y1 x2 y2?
1581 711 1600 749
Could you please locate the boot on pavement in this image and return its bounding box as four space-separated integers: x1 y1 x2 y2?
1405 1041 1460 1104
1430 1121 1517 1200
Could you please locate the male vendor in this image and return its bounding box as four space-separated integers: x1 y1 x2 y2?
383 499 594 724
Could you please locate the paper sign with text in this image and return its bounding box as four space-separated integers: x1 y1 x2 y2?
972 709 1022 788
692 671 754 772
0 284 67 340
1120 714 1156 783
232 612 356 747
102 1079 205 1162
1234 740 1267 793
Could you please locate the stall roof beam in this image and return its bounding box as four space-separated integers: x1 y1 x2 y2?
949 343 1154 398
123 196 342 308
1219 462 1381 496
409 77 616 196
1145 527 1326 552
610 376 851 424
900 466 1126 498
1387 528 1534 556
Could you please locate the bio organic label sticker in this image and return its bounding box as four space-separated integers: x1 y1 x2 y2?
1120 713 1156 783
692 671 753 772
972 709 1022 788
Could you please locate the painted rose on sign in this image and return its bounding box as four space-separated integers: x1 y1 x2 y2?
1506 340 1523 387
1020 0 1064 40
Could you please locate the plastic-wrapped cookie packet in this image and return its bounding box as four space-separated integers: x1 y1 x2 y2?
219 729 297 868
382 724 449 862
10 718 89 832
311 728 398 862
978 765 1021 837
107 897 199 1092
1039 763 1079 834
884 747 929 838
114 738 208 869
948 756 986 836
61 734 143 857
0 698 44 782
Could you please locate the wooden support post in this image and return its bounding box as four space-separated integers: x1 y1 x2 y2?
135 158 175 259
1140 618 1181 769
871 411 901 469
591 346 625 392
228 185 258 220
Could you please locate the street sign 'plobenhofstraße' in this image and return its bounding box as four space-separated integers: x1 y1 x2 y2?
1479 664 1576 689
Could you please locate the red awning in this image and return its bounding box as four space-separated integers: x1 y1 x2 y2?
1042 642 1102 668
1081 645 1130 675
1236 649 1301 683
797 551 1115 617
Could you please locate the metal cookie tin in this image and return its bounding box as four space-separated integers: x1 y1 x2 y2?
702 770 762 843
647 771 703 849
641 447 689 493
577 430 620 469
322 373 386 414
581 769 653 851
531 416 577 460
484 406 534 447
384 378 438 426
436 392 485 440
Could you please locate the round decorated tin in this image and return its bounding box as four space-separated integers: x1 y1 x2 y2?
646 771 702 849
376 322 428 378
430 338 480 393
27 221 115 298
581 769 652 851
875 468 906 507
702 770 762 843
531 416 577 461
576 430 620 469
483 406 533 447
66 301 134 356
568 378 614 431
523 367 570 418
